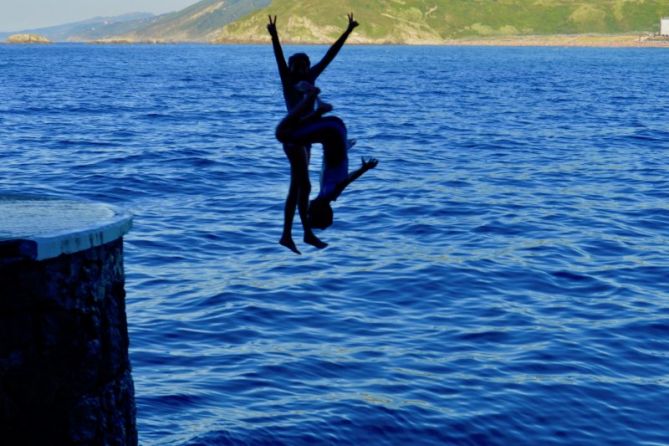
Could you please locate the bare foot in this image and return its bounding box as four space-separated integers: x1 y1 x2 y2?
316 98 333 114
279 236 301 255
304 233 328 249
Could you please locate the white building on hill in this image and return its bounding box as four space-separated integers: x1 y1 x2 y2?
662 17 669 36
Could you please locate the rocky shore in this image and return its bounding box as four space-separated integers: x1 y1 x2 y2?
437 34 669 48
3 32 668 47
6 34 50 44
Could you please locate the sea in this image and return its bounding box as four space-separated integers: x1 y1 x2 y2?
1 43 668 445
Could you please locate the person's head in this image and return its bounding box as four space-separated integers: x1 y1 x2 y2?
309 198 333 230
288 53 310 78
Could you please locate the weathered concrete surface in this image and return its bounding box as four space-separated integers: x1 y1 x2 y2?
0 195 132 261
0 196 136 445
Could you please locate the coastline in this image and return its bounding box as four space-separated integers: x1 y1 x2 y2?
213 32 669 47
439 34 669 48
4 34 669 47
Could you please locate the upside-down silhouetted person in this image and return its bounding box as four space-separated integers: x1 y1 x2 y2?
275 81 378 245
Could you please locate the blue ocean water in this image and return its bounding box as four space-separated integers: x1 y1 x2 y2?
1 43 669 445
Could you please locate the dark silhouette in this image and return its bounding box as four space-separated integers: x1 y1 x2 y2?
309 156 378 230
276 82 378 233
268 13 358 254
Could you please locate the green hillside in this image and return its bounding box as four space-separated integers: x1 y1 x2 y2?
16 0 667 43
120 0 270 41
214 0 669 43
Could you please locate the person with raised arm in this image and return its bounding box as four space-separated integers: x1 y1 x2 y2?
267 13 358 254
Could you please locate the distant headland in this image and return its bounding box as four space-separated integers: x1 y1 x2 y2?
6 33 50 44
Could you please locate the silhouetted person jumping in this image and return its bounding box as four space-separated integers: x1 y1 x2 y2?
268 13 358 254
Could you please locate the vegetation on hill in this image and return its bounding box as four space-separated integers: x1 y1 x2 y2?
3 0 668 43
117 0 270 41
214 0 669 43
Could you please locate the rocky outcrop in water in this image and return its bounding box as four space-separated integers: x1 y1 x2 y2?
6 34 50 43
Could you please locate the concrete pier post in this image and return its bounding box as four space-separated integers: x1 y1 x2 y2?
0 195 136 445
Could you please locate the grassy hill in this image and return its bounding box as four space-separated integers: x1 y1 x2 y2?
214 0 669 43
5 0 667 43
118 0 270 41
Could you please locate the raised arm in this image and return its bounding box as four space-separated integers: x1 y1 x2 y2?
310 13 359 79
267 15 289 83
329 157 378 201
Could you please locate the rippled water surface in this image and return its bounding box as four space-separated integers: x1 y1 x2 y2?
1 44 669 445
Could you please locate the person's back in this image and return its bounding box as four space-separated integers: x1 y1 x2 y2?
268 14 358 113
283 53 316 113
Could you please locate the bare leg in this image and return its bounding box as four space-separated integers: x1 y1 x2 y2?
315 97 333 115
296 145 327 250
281 144 327 253
300 187 328 250
280 144 305 254
280 183 301 255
